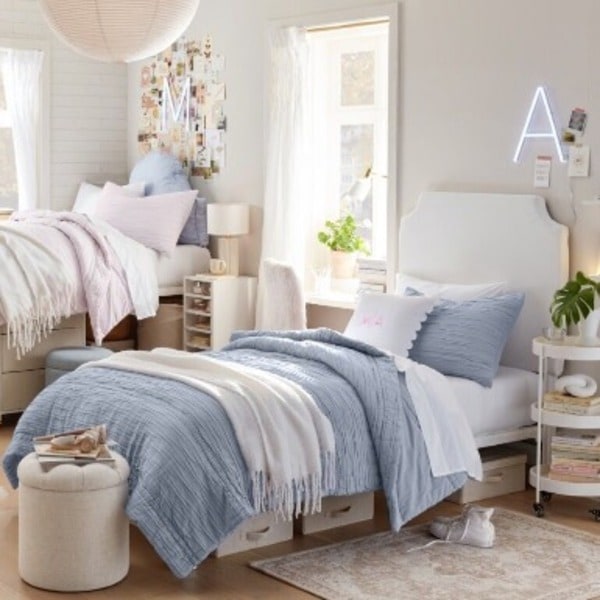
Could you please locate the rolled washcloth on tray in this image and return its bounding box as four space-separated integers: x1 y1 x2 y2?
555 374 598 398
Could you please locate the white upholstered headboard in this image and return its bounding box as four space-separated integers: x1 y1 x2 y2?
398 192 569 372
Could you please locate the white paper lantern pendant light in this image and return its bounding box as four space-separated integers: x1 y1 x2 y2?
40 0 200 63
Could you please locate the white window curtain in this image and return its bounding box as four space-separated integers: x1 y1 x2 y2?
0 49 44 210
257 26 311 328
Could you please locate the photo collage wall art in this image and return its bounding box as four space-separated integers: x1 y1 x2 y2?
138 34 226 179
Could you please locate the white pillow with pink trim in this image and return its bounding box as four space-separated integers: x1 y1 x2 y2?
344 293 437 357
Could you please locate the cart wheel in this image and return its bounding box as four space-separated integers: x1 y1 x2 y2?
541 492 553 502
533 502 545 518
589 509 600 522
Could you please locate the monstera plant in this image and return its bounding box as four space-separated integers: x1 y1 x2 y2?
550 271 600 327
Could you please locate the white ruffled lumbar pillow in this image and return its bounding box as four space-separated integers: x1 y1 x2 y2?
395 273 507 302
344 293 437 357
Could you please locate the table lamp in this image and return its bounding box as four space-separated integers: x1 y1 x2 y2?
206 202 250 276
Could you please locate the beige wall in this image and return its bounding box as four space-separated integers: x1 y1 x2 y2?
400 0 600 276
127 0 600 279
1 1 128 211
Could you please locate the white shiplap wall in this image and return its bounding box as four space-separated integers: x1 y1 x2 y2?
0 1 128 210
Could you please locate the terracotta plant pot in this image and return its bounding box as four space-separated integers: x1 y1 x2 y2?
330 251 357 279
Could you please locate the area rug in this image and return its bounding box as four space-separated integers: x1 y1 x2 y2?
251 509 600 599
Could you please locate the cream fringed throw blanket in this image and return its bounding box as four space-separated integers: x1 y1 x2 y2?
0 224 75 357
85 348 336 519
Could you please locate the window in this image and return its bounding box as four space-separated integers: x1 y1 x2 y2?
0 75 18 209
307 22 389 261
0 42 48 211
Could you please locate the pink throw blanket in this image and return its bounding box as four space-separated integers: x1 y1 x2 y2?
3 211 138 346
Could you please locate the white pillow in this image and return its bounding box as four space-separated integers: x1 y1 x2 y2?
72 181 145 215
344 293 437 357
395 273 507 302
94 185 196 256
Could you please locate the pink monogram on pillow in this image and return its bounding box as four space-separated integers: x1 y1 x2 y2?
360 314 384 328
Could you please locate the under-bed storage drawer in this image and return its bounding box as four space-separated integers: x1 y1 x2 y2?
1 326 85 373
215 513 293 557
297 492 375 535
449 447 527 504
0 370 45 413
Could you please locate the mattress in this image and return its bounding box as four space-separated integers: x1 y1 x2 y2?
157 245 210 295
447 366 537 439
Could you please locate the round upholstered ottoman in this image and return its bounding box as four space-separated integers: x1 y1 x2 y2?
45 346 113 386
17 452 130 592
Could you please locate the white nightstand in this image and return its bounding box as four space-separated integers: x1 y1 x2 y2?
530 336 600 520
183 275 256 351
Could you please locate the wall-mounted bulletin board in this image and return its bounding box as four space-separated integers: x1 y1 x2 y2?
138 34 226 179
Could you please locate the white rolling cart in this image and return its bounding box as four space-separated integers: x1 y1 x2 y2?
530 336 600 520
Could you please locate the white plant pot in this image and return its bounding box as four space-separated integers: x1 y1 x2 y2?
578 309 600 346
330 251 356 279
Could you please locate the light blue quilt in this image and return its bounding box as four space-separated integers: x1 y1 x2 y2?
3 329 466 578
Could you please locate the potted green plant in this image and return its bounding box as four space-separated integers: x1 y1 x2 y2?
550 271 600 345
317 214 369 278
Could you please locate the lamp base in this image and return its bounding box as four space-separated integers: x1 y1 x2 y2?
216 237 240 276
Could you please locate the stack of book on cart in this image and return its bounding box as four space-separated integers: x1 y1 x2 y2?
543 391 600 415
549 431 600 480
33 425 115 468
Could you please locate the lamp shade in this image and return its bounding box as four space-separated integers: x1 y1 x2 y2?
39 0 200 63
207 203 250 237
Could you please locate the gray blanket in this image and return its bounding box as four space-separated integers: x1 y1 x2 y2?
3 328 466 578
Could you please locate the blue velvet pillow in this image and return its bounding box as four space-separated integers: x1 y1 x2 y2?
130 151 208 246
178 196 208 246
407 290 525 387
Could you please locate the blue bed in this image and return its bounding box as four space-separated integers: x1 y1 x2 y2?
3 329 466 578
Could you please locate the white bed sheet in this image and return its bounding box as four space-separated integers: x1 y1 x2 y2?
157 245 210 295
447 366 537 438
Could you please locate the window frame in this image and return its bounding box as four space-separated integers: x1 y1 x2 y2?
269 4 399 291
309 24 389 259
0 38 51 210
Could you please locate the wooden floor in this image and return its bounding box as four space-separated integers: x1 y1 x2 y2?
1 418 599 599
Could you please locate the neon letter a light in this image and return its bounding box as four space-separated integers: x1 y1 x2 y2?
513 86 565 163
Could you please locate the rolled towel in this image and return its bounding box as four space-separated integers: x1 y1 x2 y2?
555 374 598 398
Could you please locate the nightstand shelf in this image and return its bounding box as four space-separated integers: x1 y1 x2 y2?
531 336 600 519
183 275 256 352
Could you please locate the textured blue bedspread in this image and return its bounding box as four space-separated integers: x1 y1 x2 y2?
3 329 466 578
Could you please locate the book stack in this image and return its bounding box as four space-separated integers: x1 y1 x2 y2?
357 257 387 295
543 391 600 416
550 431 600 480
33 425 115 467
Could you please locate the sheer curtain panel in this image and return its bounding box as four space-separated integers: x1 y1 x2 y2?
257 26 310 328
0 49 44 210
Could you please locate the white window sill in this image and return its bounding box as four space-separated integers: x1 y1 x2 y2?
305 291 357 310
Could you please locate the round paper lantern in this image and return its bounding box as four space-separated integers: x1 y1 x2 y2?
39 0 200 63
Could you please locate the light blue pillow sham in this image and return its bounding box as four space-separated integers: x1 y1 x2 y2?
406 289 525 387
130 151 208 247
178 196 208 246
